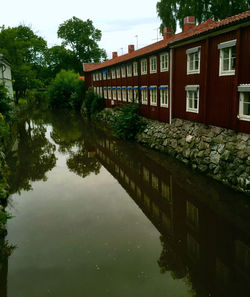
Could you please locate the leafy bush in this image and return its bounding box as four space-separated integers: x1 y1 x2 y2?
111 103 145 140
0 84 12 121
48 70 85 109
83 87 105 117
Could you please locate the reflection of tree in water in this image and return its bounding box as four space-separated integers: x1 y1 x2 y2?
7 119 56 194
158 235 186 279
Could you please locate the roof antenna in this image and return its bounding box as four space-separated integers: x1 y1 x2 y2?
135 35 138 49
120 47 123 55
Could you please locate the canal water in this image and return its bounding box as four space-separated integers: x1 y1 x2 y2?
1 108 250 297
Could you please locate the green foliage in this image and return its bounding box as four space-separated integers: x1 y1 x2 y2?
111 104 145 140
57 17 107 63
48 70 85 109
0 84 12 121
156 0 250 33
83 87 105 117
0 25 47 101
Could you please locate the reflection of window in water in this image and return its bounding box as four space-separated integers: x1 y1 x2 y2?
115 164 119 173
186 201 199 230
110 142 114 151
120 169 124 179
152 202 160 218
152 173 159 190
106 157 110 165
161 182 170 200
106 139 109 148
143 167 150 182
136 187 142 198
235 240 250 274
144 194 151 209
216 257 230 284
125 174 129 184
130 180 135 191
162 213 172 233
187 232 200 260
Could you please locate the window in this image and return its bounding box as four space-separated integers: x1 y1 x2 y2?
92 73 95 81
111 68 116 79
140 86 148 104
107 70 111 79
133 87 138 103
186 46 201 74
112 87 116 100
159 86 168 107
127 64 132 77
121 66 126 78
100 87 103 97
104 87 108 99
150 56 157 73
238 85 250 121
160 52 168 72
141 59 147 75
133 62 138 76
122 87 127 101
103 71 107 80
108 87 112 99
127 87 133 102
116 67 120 78
218 40 236 76
99 72 102 80
117 87 121 100
185 85 199 113
149 86 157 106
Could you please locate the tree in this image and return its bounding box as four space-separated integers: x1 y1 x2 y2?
0 25 47 101
156 0 250 33
57 17 107 63
45 45 82 80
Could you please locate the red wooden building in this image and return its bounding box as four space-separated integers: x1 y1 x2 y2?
84 11 250 134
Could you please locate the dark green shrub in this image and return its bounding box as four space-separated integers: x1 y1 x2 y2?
111 103 145 140
0 84 12 121
83 87 105 117
48 70 85 109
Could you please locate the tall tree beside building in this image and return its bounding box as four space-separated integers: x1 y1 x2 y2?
57 17 107 63
156 0 250 33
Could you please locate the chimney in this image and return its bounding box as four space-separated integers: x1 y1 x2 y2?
184 16 195 32
163 27 173 41
112 51 118 59
128 44 135 54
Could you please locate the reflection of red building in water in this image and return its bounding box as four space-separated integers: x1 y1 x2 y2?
91 130 250 297
84 11 250 134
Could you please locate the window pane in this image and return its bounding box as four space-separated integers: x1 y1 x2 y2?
223 48 230 58
243 93 250 115
223 58 229 71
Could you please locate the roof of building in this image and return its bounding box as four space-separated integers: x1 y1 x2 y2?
83 10 250 72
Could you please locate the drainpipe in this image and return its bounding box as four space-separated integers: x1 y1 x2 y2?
169 48 173 124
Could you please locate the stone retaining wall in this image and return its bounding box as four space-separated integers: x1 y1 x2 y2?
95 108 250 195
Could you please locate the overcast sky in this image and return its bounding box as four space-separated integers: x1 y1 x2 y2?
0 0 162 59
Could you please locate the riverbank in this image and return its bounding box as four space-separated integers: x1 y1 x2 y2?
92 108 250 195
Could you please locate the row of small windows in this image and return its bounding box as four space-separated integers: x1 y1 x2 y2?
93 39 237 82
93 86 169 107
92 52 169 81
93 84 250 120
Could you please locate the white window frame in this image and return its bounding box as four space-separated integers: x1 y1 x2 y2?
107 70 111 80
104 88 108 99
218 40 236 76
121 66 126 78
238 84 250 121
186 46 201 75
122 86 127 101
141 59 147 75
117 87 121 100
108 88 112 99
116 67 120 78
127 64 132 77
160 52 168 72
150 56 157 74
127 87 133 102
150 86 157 106
141 87 148 104
133 87 138 103
133 62 138 76
185 85 199 113
111 68 116 79
159 86 168 107
112 88 116 100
